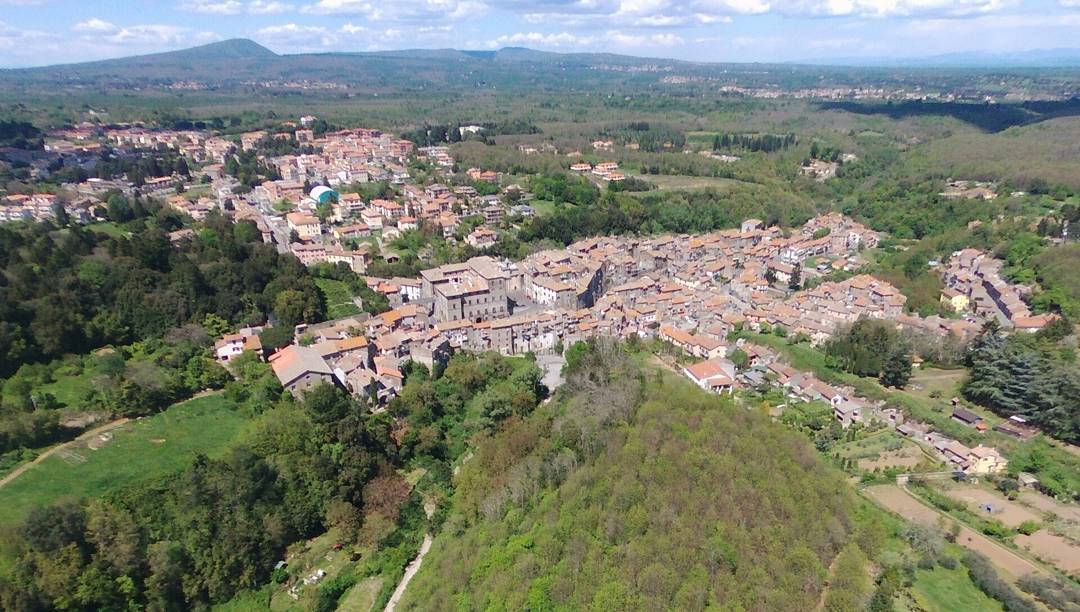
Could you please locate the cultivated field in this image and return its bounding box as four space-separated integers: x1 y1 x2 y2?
836 431 933 472
940 484 1042 528
1015 530 1080 574
864 485 1045 579
858 447 925 471
1019 491 1080 523
0 393 245 526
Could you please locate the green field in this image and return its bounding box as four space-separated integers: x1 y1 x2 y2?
911 566 1004 612
0 393 246 526
315 277 362 319
527 199 566 218
908 367 966 402
631 173 741 192
36 360 97 407
86 222 130 238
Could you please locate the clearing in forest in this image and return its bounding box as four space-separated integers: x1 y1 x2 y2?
0 393 245 526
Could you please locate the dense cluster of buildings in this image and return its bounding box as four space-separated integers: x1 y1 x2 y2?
246 210 1022 408
4 122 1046 475
0 192 95 224
941 248 1057 331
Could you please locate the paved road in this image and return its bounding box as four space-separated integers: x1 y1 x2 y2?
0 418 130 489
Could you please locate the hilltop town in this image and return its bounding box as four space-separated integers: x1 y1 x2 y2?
0 120 1056 405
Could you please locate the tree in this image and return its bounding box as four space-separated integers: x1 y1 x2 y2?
729 348 749 370
51 201 70 227
23 502 87 552
274 288 322 327
788 264 802 290
202 314 231 338
106 194 134 223
880 348 912 388
259 325 294 352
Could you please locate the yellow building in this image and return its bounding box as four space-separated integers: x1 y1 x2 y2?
940 288 969 313
966 445 1007 475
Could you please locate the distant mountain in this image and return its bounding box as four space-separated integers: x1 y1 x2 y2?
0 41 690 91
0 39 280 84
35 38 275 70
0 39 1076 94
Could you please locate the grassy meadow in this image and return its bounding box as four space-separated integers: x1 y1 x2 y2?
0 393 246 526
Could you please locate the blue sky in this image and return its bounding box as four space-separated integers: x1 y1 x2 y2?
1 0 1079 67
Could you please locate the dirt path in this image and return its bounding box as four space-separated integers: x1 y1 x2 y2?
0 417 131 489
383 496 436 612
383 533 433 612
814 550 843 612
865 485 1047 579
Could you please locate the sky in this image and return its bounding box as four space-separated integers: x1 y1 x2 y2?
1 0 1079 67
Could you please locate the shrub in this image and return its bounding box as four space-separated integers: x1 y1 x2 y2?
1016 520 1040 536
996 478 1020 495
961 551 1037 612
980 520 1013 539
313 571 357 612
1017 574 1080 610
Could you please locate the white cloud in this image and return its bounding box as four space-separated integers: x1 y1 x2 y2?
302 0 485 21
489 31 593 47
501 0 1014 25
339 22 369 34
255 22 339 48
487 29 686 49
789 0 1012 17
0 18 221 66
71 18 218 47
180 0 244 14
73 18 119 33
302 0 374 13
256 22 329 35
248 0 295 13
180 0 294 14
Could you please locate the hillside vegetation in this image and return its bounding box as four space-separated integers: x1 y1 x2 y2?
400 343 857 610
918 116 1080 189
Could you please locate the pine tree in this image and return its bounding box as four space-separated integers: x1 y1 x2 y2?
880 349 912 388
788 264 802 291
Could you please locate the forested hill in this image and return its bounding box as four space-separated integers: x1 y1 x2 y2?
4 38 1078 96
399 342 863 610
